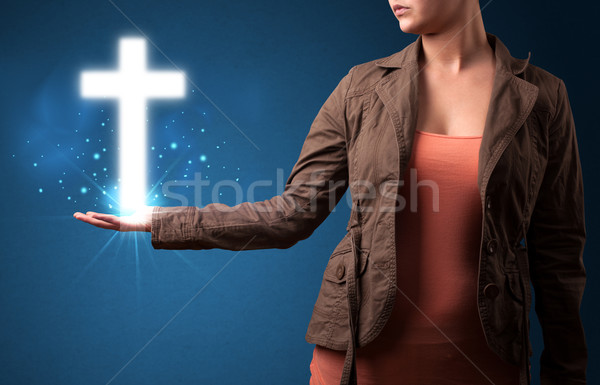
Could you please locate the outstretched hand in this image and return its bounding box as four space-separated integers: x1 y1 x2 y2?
73 206 154 232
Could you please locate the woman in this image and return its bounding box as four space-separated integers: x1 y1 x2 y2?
74 1 588 384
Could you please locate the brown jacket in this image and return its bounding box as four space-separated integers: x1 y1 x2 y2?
151 33 587 385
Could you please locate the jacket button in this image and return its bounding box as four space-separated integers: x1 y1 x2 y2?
483 283 500 299
486 196 492 210
487 239 498 254
336 265 345 280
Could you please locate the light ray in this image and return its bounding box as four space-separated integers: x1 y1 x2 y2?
72 231 120 284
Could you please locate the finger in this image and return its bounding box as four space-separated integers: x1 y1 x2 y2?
85 216 120 231
74 212 115 229
76 211 145 232
74 213 120 231
88 212 141 231
87 212 120 224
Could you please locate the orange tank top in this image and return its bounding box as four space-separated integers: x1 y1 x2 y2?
309 129 521 385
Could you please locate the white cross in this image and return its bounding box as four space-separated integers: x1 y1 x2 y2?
81 37 185 213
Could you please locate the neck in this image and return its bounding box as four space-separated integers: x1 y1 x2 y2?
419 9 492 73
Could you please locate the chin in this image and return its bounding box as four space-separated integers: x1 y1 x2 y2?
398 20 422 34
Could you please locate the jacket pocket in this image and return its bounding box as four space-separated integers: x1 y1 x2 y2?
323 247 370 284
319 246 371 313
305 246 371 349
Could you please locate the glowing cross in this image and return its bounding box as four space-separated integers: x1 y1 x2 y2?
81 37 185 213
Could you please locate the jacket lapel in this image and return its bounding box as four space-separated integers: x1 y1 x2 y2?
373 55 419 172
373 32 539 203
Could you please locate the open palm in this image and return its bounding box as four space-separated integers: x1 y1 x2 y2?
73 206 153 232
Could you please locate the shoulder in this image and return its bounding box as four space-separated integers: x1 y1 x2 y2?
523 62 566 118
342 45 415 97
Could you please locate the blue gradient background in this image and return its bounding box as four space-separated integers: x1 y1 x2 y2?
1 1 598 384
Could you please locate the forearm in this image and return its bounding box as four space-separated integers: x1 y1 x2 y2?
150 193 323 250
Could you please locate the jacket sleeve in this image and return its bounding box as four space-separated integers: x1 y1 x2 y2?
527 79 588 385
150 66 354 250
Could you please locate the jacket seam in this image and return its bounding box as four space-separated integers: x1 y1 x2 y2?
185 203 317 231
548 78 564 135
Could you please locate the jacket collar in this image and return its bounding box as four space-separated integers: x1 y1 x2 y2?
374 32 531 76
372 32 539 202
